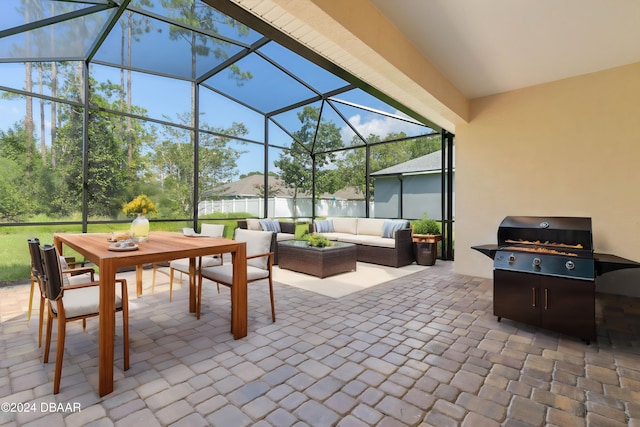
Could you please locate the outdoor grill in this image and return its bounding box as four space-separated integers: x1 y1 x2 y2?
472 216 640 343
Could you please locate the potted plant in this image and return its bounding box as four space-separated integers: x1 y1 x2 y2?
411 215 442 265
123 194 157 242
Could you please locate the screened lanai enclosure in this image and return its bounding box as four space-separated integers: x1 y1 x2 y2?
0 0 454 282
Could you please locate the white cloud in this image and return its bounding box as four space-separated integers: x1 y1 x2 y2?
340 110 427 144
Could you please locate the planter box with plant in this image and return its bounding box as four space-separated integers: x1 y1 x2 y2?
411 215 441 265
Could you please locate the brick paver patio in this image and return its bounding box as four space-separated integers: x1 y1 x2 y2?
1 261 639 426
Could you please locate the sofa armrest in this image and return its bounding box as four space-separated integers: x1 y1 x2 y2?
279 221 295 234
395 227 413 244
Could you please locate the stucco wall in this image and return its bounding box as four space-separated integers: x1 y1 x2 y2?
455 62 640 296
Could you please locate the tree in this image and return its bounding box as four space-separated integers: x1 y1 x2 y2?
149 117 248 216
274 106 344 211
337 133 442 195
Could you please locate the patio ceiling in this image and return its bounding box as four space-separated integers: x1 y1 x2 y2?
227 0 640 133
370 0 640 99
0 0 438 155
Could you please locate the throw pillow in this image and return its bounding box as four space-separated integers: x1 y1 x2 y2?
314 219 334 233
381 220 408 238
259 219 281 233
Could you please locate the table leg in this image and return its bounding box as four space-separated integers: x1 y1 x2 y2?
98 259 116 397
136 265 143 297
189 257 196 313
231 243 248 339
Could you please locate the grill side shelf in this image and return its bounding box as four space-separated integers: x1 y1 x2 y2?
471 244 499 260
594 253 640 276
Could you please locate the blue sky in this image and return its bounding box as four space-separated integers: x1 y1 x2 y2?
0 1 432 180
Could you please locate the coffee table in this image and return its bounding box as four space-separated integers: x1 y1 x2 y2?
278 240 357 278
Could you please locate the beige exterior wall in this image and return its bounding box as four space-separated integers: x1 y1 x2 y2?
455 62 640 295
231 0 640 294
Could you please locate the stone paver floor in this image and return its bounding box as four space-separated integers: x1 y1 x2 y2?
1 261 640 426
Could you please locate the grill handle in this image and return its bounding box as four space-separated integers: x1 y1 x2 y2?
544 288 548 310
532 288 536 307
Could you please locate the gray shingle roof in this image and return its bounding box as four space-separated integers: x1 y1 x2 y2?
209 174 364 200
370 148 455 177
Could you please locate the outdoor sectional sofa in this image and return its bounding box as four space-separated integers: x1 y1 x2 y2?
312 217 415 268
237 218 295 264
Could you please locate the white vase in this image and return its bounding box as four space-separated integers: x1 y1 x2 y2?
130 214 149 242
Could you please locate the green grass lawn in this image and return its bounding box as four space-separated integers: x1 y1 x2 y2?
0 218 312 284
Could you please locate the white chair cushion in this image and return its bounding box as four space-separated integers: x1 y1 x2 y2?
50 286 122 319
170 256 222 273
59 256 93 286
201 223 224 237
68 273 94 285
201 264 269 284
235 229 273 270
59 256 71 287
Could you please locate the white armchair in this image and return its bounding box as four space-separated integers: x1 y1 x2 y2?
197 229 276 325
152 223 225 301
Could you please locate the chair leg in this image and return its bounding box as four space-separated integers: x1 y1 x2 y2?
53 310 66 395
152 263 157 294
28 278 35 323
268 277 276 323
169 268 175 302
82 319 86 330
38 295 45 348
43 308 53 363
197 273 203 320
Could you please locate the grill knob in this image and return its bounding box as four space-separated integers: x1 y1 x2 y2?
533 257 542 268
508 254 516 264
565 260 575 270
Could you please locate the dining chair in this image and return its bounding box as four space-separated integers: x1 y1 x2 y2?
27 238 95 348
40 244 129 394
197 228 276 325
151 223 225 301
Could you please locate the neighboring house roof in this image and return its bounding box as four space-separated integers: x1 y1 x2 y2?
371 149 455 177
211 174 290 198
208 174 364 200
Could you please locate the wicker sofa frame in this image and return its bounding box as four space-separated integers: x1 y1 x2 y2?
311 221 415 268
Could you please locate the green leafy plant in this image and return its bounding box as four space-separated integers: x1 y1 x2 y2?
411 214 441 235
307 234 333 248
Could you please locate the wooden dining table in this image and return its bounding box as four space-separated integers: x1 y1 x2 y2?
53 231 247 397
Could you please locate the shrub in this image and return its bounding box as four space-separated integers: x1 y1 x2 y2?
411 214 441 235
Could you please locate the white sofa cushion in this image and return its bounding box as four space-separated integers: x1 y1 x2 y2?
357 235 397 248
315 232 343 241
276 233 295 242
245 218 262 230
356 218 386 236
330 217 358 234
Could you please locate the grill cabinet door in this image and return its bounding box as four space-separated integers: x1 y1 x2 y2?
540 276 595 342
494 269 596 342
493 270 540 326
